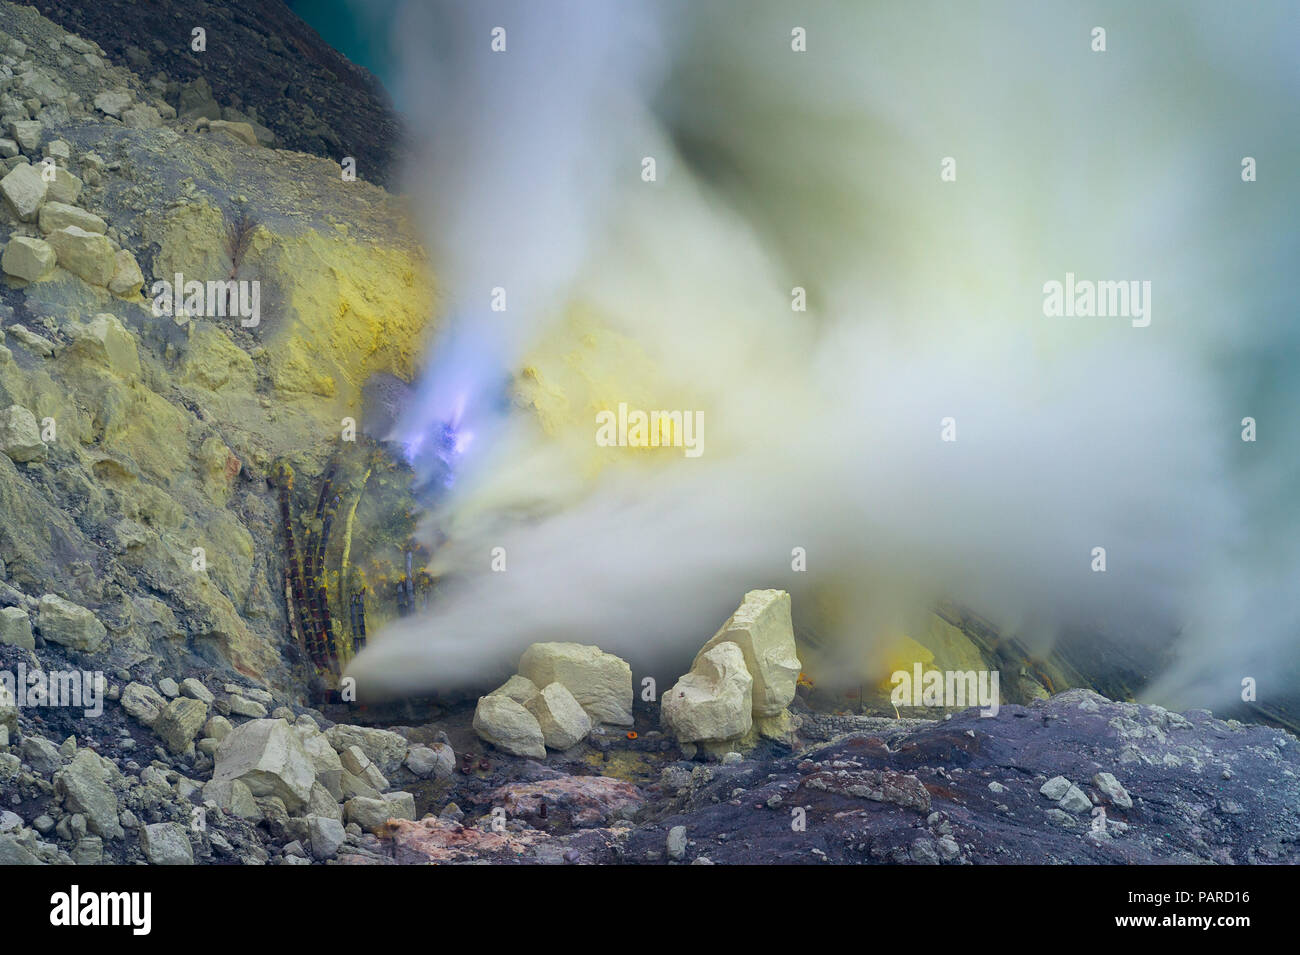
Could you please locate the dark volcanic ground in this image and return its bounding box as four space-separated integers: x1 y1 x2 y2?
336 688 1300 865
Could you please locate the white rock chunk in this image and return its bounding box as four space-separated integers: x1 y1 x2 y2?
526 682 593 750
693 589 800 717
472 694 546 758
212 719 316 812
518 642 633 726
661 641 753 743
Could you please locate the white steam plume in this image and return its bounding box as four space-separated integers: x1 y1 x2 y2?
349 1 1300 713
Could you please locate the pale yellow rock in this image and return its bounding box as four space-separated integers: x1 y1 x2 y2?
0 404 46 462
208 120 258 147
472 693 546 758
693 589 800 718
46 167 82 205
662 641 753 743
108 249 144 297
488 674 539 705
46 226 116 286
0 163 47 221
518 642 634 726
1 235 56 281
38 201 107 235
66 313 141 380
525 682 592 750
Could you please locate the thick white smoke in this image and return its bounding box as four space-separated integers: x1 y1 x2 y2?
348 1 1300 713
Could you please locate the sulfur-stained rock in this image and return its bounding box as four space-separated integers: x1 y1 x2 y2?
55 750 123 840
154 697 208 754
0 405 46 463
108 249 144 297
662 641 753 744
45 167 82 205
2 235 56 281
37 201 105 235
324 725 408 777
0 607 34 650
120 682 166 726
518 642 634 726
472 693 546 759
693 589 800 718
201 777 260 820
37 594 106 652
489 673 539 705
46 226 116 286
67 313 141 379
0 162 47 220
526 682 592 750
139 822 193 865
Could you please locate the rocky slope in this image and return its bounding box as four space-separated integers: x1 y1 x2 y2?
16 0 402 185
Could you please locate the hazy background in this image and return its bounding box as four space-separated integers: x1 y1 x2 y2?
330 1 1299 714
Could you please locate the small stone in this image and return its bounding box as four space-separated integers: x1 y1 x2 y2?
158 678 179 698
344 796 394 830
404 743 455 780
666 825 688 861
1039 775 1072 801
45 167 81 204
7 120 42 153
308 814 345 860
1093 772 1133 809
0 162 46 220
21 735 61 774
154 697 207 754
488 674 539 705
139 822 194 865
121 682 166 726
92 90 132 118
382 791 416 821
227 695 268 718
472 694 546 759
180 678 214 704
1057 784 1093 814
525 682 592 750
0 606 34 650
203 715 233 741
